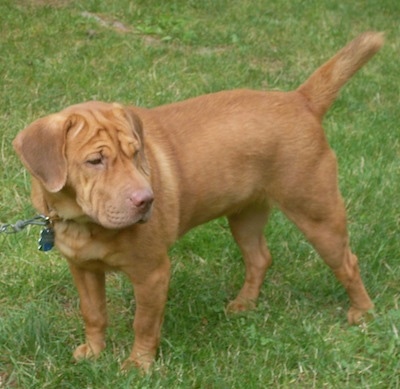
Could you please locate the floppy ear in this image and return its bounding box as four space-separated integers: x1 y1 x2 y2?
112 104 150 175
13 114 70 193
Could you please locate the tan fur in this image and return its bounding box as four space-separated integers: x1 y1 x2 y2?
13 32 383 370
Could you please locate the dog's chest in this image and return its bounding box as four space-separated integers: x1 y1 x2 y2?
53 221 121 268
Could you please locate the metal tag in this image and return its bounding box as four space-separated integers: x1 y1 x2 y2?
38 227 55 252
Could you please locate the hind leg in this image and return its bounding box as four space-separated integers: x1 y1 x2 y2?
279 184 373 324
227 206 272 312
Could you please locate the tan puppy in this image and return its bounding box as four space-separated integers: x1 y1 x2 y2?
13 32 383 370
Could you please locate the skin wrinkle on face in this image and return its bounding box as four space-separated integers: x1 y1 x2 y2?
67 113 140 165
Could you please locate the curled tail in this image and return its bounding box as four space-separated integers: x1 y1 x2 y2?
297 31 384 119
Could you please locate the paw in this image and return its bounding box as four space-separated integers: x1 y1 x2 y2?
122 355 153 373
347 306 375 325
73 341 105 360
226 297 256 313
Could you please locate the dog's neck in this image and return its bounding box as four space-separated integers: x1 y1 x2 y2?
47 208 93 225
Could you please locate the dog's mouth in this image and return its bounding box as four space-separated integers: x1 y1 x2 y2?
134 208 153 224
93 202 153 230
74 185 154 229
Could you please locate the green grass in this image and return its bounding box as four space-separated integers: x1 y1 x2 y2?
1 0 399 387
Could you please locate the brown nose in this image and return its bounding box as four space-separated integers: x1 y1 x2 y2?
129 189 154 210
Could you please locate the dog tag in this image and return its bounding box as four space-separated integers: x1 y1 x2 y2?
38 227 55 251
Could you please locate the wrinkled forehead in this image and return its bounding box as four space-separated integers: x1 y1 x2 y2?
64 104 138 157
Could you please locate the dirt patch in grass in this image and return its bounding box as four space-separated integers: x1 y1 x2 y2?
17 0 72 6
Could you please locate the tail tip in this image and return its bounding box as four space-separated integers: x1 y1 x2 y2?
360 31 385 52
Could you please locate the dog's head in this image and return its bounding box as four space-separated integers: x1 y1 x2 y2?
13 101 154 229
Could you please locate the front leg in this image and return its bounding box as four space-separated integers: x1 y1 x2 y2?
123 256 171 371
68 262 107 360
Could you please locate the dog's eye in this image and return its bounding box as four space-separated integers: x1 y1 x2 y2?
86 156 103 166
87 158 102 165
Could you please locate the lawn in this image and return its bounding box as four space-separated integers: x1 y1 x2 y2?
0 0 399 387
